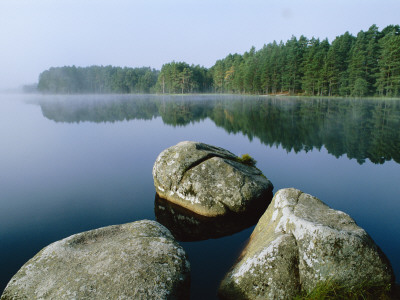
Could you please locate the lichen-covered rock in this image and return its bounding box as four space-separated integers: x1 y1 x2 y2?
1 220 190 300
152 141 273 218
219 188 395 299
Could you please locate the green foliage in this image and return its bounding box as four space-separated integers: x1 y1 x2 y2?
302 38 330 96
376 30 400 97
38 66 159 94
352 78 369 97
236 153 257 166
209 24 400 97
156 62 212 94
324 32 355 96
294 279 392 300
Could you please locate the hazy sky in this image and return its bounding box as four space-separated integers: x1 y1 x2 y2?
1 0 400 90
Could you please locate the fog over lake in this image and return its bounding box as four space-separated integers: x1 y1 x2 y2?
1 94 399 298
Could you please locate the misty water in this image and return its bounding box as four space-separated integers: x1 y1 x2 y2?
1 94 399 298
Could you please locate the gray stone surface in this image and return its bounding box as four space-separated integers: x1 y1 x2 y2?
219 188 395 299
152 141 273 217
1 220 190 300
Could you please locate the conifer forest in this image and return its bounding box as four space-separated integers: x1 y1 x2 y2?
37 24 400 97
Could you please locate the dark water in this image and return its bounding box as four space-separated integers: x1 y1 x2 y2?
1 94 399 298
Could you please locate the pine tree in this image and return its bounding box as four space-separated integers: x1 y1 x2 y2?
376 30 400 96
324 32 355 96
349 25 380 96
282 35 307 94
302 38 329 95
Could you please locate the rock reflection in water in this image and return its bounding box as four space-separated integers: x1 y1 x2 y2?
154 194 270 242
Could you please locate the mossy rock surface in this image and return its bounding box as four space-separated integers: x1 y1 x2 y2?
152 141 273 218
1 220 190 300
219 188 395 300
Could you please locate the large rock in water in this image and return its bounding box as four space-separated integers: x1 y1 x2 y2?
152 141 273 218
1 220 190 300
219 188 395 299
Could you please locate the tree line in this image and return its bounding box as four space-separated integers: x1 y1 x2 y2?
211 24 400 97
37 24 400 97
38 65 159 93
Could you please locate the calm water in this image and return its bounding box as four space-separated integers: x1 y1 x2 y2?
1 94 399 298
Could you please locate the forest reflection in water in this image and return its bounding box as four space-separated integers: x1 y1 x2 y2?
37 94 400 165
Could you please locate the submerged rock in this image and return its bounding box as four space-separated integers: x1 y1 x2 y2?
219 188 395 299
152 141 273 218
155 193 266 241
1 220 190 300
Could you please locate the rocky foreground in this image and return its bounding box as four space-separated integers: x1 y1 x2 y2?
1 220 190 300
2 142 397 299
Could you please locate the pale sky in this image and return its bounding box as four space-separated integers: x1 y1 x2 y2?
1 0 400 90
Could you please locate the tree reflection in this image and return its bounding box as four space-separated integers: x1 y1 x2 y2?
38 95 400 165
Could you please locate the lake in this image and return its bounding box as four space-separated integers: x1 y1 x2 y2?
1 94 399 298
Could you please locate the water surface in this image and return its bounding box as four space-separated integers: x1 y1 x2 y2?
1 94 399 298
